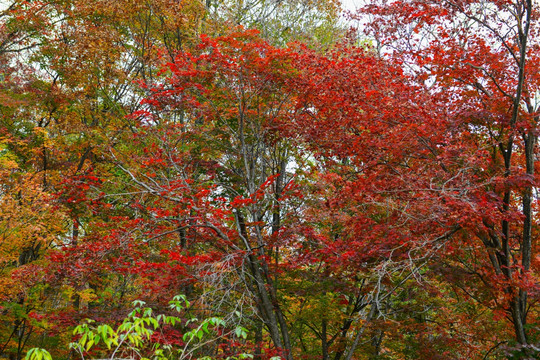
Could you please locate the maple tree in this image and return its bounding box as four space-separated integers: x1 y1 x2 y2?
41 28 423 359
100 29 491 359
103 30 305 359
1 0 540 359
349 0 540 356
285 42 475 358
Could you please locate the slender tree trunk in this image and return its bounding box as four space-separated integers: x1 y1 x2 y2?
498 0 532 345
236 211 286 353
322 317 329 360
344 303 377 360
254 319 263 360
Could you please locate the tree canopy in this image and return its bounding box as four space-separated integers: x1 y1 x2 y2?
0 0 538 359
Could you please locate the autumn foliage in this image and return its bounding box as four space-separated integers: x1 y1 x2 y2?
0 0 538 359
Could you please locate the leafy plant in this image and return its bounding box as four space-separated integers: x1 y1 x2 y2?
26 295 250 360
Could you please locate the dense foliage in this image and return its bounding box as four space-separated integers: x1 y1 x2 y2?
0 0 538 359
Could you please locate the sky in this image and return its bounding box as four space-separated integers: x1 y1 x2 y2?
342 0 363 11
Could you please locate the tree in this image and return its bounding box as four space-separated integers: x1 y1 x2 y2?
351 0 539 355
204 0 345 48
0 0 207 357
123 29 485 359
103 30 301 358
286 40 479 358
97 30 400 360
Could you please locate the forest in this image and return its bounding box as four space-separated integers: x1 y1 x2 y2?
0 0 539 359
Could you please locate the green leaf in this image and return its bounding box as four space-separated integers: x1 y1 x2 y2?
235 326 248 339
238 354 254 359
86 339 94 352
132 299 146 307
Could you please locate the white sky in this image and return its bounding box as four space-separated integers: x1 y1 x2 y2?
342 0 363 11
